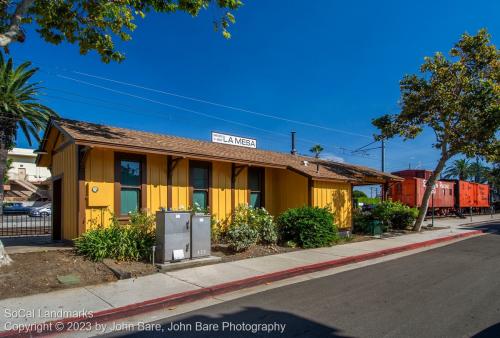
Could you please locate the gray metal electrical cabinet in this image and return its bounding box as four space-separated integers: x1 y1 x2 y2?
191 214 211 258
155 211 191 263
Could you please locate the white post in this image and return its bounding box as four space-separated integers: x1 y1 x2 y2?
0 241 12 266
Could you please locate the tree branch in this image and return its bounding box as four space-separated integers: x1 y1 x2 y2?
0 0 34 47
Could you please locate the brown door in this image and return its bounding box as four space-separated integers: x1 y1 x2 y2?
52 178 62 240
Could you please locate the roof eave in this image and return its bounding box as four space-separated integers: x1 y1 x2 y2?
73 139 288 169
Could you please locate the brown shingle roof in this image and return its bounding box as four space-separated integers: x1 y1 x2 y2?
48 118 401 183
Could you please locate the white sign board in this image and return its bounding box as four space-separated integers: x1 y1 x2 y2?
173 249 185 261
211 132 257 149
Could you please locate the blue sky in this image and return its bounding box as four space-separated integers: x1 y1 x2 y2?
10 0 499 176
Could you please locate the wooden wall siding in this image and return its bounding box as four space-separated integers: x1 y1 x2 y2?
171 158 189 210
146 154 168 213
52 143 78 240
312 181 352 229
266 168 308 215
84 148 115 230
211 162 232 221
53 132 66 149
264 167 277 215
56 146 353 236
38 127 60 167
234 166 248 208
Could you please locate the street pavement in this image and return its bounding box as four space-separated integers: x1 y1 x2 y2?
112 221 500 338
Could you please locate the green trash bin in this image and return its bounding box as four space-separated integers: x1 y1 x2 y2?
370 220 383 236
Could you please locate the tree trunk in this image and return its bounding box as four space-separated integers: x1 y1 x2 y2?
0 0 35 47
413 154 449 231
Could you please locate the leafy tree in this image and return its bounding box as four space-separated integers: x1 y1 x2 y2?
0 53 56 215
487 163 500 195
0 0 243 63
373 29 499 231
353 190 367 199
443 159 471 180
309 144 324 158
3 157 12 184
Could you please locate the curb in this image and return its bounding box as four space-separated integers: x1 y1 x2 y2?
1 229 484 337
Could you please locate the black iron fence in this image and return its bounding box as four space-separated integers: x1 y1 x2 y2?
0 214 51 237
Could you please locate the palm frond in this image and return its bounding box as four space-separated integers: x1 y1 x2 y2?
0 54 58 148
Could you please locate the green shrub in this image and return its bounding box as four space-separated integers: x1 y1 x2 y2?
357 197 381 205
390 207 419 230
226 222 258 252
372 201 418 230
232 204 277 245
352 209 375 234
277 206 339 248
75 211 156 262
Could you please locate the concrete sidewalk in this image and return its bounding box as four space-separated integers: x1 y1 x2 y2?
0 215 498 334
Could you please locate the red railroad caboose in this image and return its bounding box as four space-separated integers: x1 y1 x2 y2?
389 170 455 214
443 180 490 210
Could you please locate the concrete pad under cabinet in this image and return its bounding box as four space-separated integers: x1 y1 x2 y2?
156 256 222 272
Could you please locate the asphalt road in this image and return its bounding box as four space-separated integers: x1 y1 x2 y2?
114 222 500 338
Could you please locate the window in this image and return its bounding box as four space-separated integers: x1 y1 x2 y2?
248 167 264 208
115 154 145 217
190 162 210 210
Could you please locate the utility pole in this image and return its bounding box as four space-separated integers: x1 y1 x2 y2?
381 138 385 172
352 138 387 201
381 138 386 200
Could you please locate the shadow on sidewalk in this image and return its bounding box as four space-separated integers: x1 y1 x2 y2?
459 220 500 235
116 306 350 337
472 322 500 337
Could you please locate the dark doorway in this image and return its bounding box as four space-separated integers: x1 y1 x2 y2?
52 178 62 241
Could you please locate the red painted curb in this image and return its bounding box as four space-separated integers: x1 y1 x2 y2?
0 229 483 337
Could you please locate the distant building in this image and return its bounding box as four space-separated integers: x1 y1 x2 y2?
7 148 51 182
4 148 51 202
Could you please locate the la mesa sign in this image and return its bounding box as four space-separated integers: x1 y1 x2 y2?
211 132 257 149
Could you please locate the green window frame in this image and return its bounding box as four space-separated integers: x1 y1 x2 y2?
190 161 211 211
248 167 264 208
115 153 146 218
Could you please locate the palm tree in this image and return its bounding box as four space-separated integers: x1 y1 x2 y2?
442 159 470 180
468 158 489 183
0 54 56 214
309 144 324 158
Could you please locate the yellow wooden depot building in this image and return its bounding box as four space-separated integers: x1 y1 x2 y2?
37 118 400 241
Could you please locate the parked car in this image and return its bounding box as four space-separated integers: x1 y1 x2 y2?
2 202 31 214
361 204 376 212
29 205 52 217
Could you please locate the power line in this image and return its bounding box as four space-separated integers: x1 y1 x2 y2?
32 59 418 154
33 65 382 161
72 71 373 139
56 75 301 139
53 76 380 161
26 59 370 139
